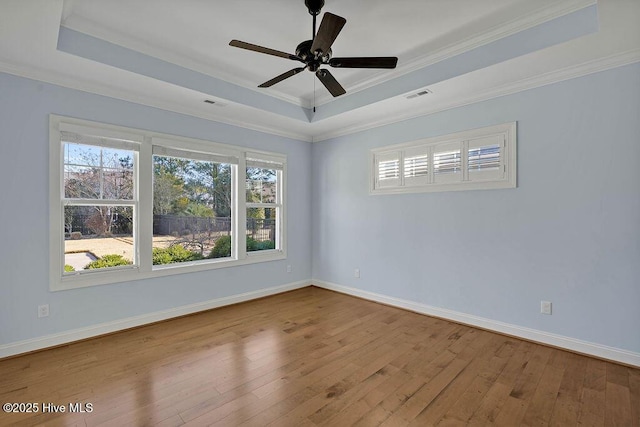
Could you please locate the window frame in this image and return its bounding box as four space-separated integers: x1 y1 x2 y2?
50 115 286 291
245 153 286 259
370 122 516 195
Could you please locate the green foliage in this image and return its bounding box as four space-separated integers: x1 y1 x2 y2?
246 236 275 252
85 254 132 269
153 156 232 218
64 264 75 272
256 240 276 251
183 203 214 218
152 245 204 265
247 207 265 220
246 236 258 252
208 236 275 258
209 235 232 259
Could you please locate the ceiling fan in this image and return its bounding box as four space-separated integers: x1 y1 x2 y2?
229 0 398 98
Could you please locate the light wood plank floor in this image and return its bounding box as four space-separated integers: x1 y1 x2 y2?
0 287 638 426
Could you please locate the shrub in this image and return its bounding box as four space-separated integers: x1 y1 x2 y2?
246 236 257 252
247 237 275 251
210 236 275 258
152 249 173 265
153 245 204 265
209 235 231 258
85 254 132 269
256 240 276 251
64 264 75 272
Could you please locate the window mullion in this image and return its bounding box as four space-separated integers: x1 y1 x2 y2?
138 140 153 272
236 156 247 260
462 140 469 182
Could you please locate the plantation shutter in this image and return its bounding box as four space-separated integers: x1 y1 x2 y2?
375 151 401 188
403 145 430 186
433 141 462 184
467 134 504 182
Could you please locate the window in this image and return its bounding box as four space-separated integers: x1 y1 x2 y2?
50 116 286 290
151 146 235 266
246 154 285 254
371 122 516 194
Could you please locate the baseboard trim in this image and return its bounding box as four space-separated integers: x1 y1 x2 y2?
0 280 309 359
312 279 640 367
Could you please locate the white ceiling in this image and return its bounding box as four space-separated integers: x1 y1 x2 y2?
1 0 639 142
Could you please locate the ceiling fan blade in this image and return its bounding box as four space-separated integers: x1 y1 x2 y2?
310 12 346 56
329 57 398 69
259 67 306 88
316 69 346 97
229 40 300 61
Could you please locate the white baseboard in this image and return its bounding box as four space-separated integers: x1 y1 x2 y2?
312 279 640 367
0 280 309 359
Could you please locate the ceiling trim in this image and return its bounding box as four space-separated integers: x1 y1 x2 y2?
310 4 598 122
0 60 312 142
312 0 596 107
61 0 594 110
60 16 308 108
312 49 640 142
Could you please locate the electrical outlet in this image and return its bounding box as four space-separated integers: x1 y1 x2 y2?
38 304 49 318
286 265 292 273
354 268 360 278
540 301 552 315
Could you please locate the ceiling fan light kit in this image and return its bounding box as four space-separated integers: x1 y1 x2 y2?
230 0 398 98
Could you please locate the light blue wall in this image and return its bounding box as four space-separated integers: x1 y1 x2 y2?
1 63 639 356
0 72 312 345
311 63 640 353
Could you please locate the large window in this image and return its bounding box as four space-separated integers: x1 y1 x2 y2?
50 116 286 290
371 122 516 194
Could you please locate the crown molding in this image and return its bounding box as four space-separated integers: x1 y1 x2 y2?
0 60 312 142
313 49 640 142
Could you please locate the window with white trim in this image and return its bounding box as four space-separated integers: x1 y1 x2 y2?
50 116 286 290
371 122 516 194
246 154 284 253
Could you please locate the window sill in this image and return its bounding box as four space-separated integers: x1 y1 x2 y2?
52 251 286 291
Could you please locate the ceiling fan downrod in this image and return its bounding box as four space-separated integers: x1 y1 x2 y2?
305 0 324 39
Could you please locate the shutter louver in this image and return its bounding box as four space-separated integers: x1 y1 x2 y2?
375 151 401 188
403 146 430 186
379 159 399 180
433 141 462 183
404 155 428 178
467 134 504 182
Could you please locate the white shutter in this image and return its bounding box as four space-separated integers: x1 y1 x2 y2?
403 145 429 186
433 141 462 184
467 134 504 182
375 151 401 188
369 122 516 195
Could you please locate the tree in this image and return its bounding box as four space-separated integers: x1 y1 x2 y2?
153 170 183 215
64 144 134 236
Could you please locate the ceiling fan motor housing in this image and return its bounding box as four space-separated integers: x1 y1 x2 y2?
296 40 331 71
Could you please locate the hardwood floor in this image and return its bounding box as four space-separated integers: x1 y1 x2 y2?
0 287 638 426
